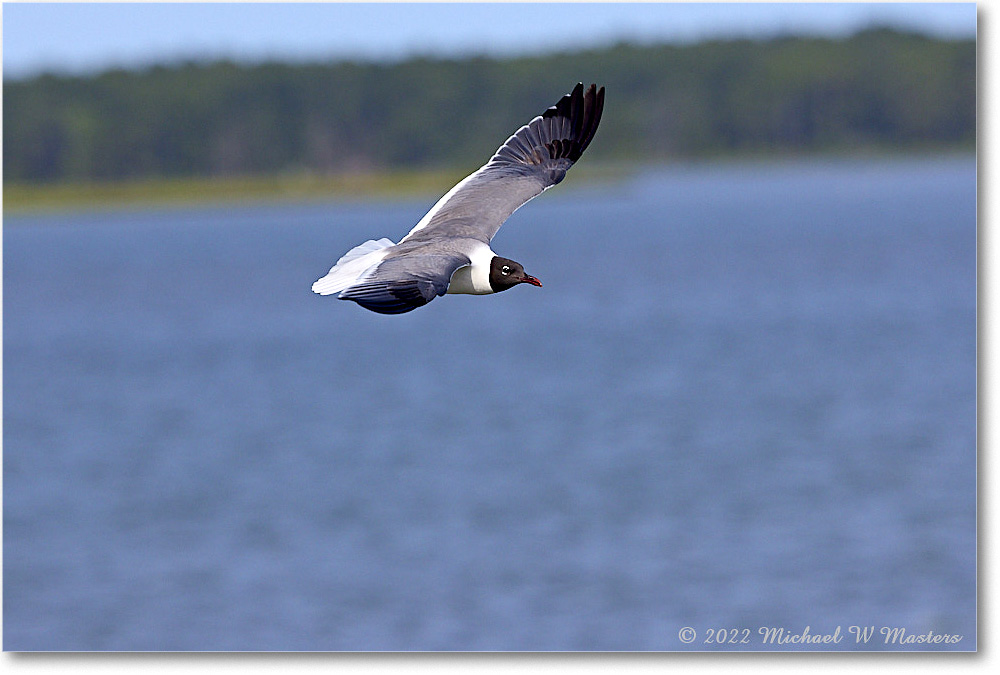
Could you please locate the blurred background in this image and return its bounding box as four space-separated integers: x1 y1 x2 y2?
3 2 977 651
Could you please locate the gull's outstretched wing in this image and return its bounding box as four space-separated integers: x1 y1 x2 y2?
400 83 605 246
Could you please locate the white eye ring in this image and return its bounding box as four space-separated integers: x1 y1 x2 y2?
502 265 511 275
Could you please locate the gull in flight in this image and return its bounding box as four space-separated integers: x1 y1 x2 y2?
312 82 605 314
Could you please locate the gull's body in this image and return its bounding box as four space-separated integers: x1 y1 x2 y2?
312 83 605 314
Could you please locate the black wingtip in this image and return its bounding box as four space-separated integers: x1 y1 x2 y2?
498 82 604 173
540 83 605 161
569 83 604 161
578 85 605 157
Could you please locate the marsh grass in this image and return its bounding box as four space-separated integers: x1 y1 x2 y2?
2 168 472 214
2 162 639 215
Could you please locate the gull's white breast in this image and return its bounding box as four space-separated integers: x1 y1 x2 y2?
447 243 496 295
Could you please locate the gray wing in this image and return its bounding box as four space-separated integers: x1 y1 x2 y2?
338 252 470 314
400 83 605 246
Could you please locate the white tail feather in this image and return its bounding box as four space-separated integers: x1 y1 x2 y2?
312 238 395 296
335 237 394 266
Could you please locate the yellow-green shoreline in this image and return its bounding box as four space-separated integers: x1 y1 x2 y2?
2 168 474 215
1 160 642 215
2 149 971 216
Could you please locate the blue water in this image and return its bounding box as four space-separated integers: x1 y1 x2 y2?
3 157 977 651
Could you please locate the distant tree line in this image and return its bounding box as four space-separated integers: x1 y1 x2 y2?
2 28 975 184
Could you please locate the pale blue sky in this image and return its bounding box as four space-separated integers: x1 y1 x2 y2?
2 2 978 79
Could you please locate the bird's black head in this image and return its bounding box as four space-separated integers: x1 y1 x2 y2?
489 256 542 293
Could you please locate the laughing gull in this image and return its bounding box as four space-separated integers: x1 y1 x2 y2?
312 82 605 314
